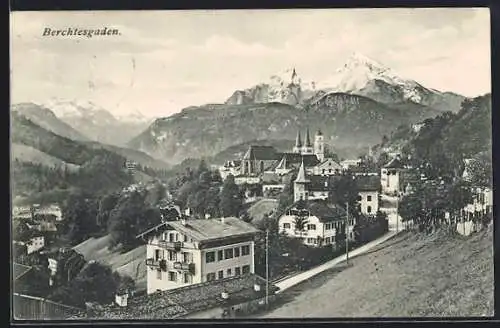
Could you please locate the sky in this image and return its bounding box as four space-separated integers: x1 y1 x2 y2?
10 8 490 118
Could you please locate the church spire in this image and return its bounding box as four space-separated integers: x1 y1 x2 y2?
295 130 302 148
295 157 310 183
304 127 312 147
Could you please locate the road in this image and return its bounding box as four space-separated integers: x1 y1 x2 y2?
256 193 405 317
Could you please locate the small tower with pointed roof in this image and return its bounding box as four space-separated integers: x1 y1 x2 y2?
301 127 314 155
294 158 310 202
314 128 325 162
293 130 302 153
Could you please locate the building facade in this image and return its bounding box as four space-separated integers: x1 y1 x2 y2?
278 200 354 247
137 217 259 294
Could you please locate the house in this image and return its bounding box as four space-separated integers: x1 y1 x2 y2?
313 158 343 176
380 156 405 195
340 159 362 171
12 204 63 221
219 160 241 180
464 187 493 215
72 273 279 320
14 234 45 255
355 175 380 216
278 200 354 247
136 217 260 295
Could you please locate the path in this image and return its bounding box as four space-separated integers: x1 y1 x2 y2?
274 193 404 294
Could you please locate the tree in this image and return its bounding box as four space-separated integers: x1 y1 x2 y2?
49 262 123 308
446 180 473 225
219 174 243 217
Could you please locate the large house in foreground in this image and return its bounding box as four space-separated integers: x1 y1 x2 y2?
136 217 260 295
278 200 354 247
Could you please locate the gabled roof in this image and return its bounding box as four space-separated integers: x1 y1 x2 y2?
384 157 403 169
355 175 380 192
71 274 279 320
242 145 281 161
137 217 260 244
281 152 319 166
316 158 342 170
285 200 346 222
13 262 33 281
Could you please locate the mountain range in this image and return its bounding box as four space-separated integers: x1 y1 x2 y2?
42 99 152 147
12 53 474 169
128 53 468 164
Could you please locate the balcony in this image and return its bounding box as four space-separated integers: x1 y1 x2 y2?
158 240 183 251
173 261 195 274
146 258 167 271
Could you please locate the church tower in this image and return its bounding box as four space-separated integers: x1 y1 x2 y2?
314 129 325 162
293 130 302 153
301 127 314 155
294 158 310 202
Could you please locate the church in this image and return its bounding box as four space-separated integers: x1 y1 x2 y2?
239 127 326 177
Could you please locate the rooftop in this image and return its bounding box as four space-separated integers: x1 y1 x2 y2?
284 200 347 222
137 217 260 244
70 274 278 320
384 157 404 169
243 145 281 161
355 175 380 192
13 262 32 281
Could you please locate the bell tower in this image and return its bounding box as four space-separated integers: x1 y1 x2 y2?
314 129 325 162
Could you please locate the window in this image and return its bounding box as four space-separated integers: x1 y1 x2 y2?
224 248 234 259
307 224 316 230
325 237 331 244
206 273 216 281
169 233 175 242
242 265 250 274
155 249 161 261
322 169 325 174
156 269 162 280
218 270 224 279
235 267 241 276
283 223 291 229
183 252 191 262
184 234 188 242
205 251 215 263
367 206 372 213
168 250 176 261
367 195 372 202
234 247 240 257
217 250 224 261
241 245 250 256
168 271 177 282
329 169 332 173
227 268 232 276
183 273 190 284
307 238 315 244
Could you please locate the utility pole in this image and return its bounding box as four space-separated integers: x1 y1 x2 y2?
345 202 349 265
396 193 399 233
265 228 269 308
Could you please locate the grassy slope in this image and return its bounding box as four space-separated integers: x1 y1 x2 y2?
262 226 494 318
11 143 80 171
246 198 278 226
73 235 147 291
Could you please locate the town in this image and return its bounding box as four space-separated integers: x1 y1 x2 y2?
12 124 493 319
